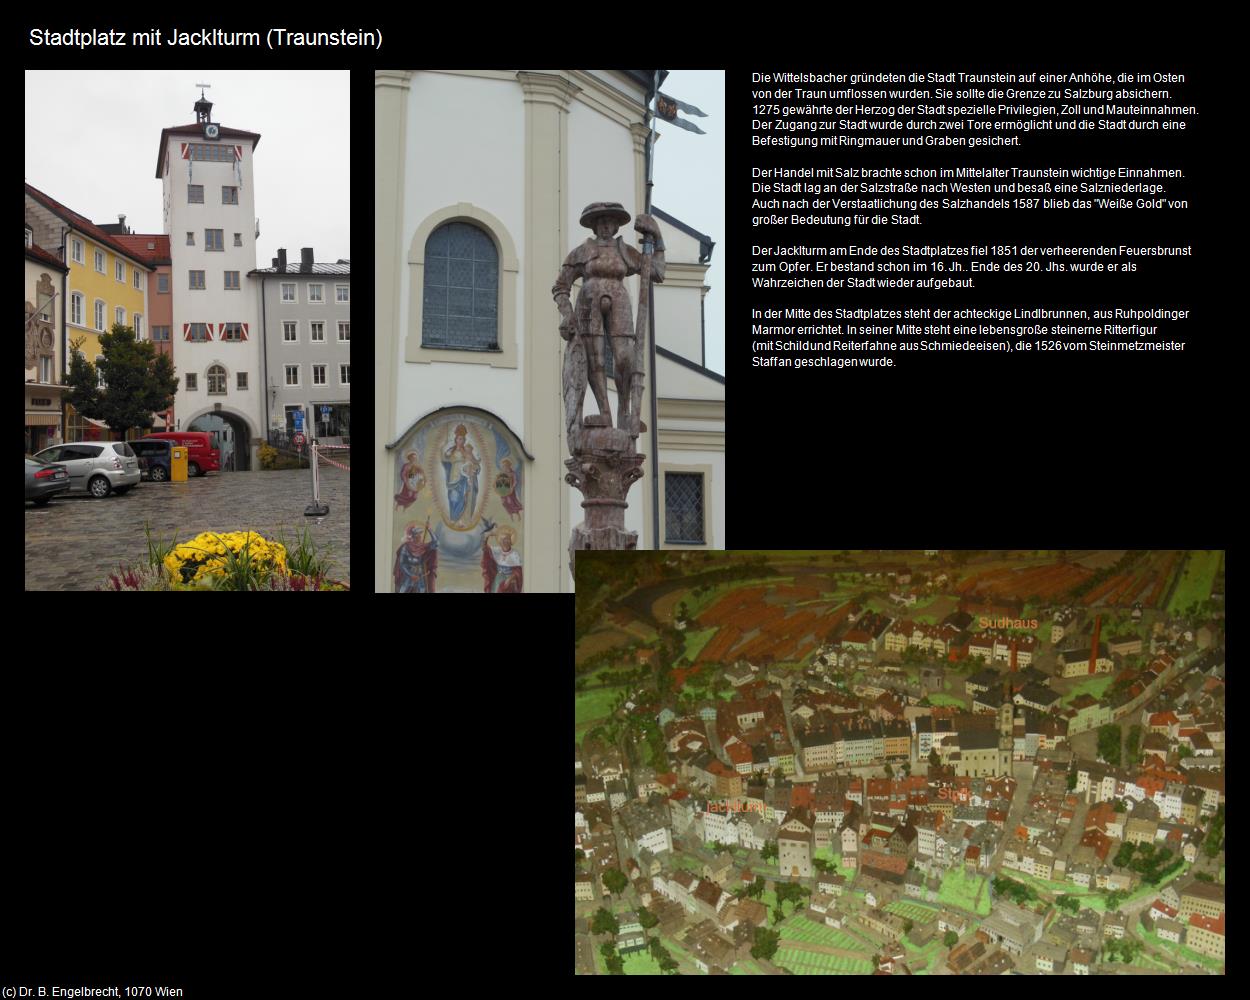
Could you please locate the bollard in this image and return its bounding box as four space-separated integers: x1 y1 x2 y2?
304 439 329 517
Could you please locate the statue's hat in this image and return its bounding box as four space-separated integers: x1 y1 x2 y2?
579 201 631 230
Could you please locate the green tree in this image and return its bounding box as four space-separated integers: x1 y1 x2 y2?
751 926 781 962
1066 769 1078 791
943 930 958 948
903 919 914 934
637 906 659 930
591 908 620 937
65 324 178 440
1096 724 1122 766
929 748 941 768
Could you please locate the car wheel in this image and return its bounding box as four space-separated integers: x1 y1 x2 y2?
189 462 201 477
89 476 112 498
151 465 169 482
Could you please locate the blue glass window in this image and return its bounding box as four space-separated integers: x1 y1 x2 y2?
422 222 499 350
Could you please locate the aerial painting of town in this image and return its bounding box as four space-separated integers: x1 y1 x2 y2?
574 550 1225 975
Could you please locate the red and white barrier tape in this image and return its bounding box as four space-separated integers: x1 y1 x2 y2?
317 452 351 472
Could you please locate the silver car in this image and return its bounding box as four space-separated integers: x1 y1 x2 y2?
33 441 141 498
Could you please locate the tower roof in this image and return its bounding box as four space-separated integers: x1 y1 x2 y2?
155 124 261 178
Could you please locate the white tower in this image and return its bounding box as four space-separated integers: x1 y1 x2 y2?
158 85 263 469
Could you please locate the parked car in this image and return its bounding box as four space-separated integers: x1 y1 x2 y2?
33 441 140 497
130 438 175 482
140 431 220 477
25 456 71 505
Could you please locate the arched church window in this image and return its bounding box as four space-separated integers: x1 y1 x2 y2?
421 222 499 351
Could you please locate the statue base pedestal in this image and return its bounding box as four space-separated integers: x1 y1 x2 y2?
565 420 645 570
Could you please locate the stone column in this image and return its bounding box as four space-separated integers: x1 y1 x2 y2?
375 70 413 593
517 71 580 593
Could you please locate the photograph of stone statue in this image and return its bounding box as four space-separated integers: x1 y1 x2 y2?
376 70 725 592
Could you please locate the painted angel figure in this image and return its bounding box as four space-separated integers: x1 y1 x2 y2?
495 458 522 518
394 452 425 510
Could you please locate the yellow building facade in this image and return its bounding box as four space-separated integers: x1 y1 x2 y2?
25 185 151 440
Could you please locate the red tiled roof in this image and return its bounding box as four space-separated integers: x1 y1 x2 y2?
25 243 68 271
25 183 156 267
1189 912 1224 935
112 234 172 265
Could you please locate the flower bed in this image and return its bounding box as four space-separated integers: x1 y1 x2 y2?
98 523 347 591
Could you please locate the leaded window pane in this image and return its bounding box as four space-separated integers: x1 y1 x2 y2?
665 473 704 544
422 221 498 350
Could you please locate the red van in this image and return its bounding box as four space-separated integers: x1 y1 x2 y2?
142 431 221 476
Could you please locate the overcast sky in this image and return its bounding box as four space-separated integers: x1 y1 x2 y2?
24 70 350 265
651 70 725 375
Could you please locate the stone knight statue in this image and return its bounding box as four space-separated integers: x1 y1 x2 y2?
553 202 665 452
553 201 665 557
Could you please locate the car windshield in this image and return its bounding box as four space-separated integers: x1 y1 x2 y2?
112 442 135 457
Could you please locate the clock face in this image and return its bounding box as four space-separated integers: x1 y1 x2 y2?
205 123 220 139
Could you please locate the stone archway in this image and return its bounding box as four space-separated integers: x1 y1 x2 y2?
188 409 254 471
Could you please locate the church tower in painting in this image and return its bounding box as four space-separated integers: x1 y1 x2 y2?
998 680 1014 775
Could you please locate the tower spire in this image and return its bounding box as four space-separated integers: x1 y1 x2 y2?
194 83 213 124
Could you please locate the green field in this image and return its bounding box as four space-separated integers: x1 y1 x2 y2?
1167 550 1222 615
575 687 623 727
780 915 872 953
678 627 718 664
685 577 795 620
620 949 664 974
927 693 965 707
774 946 873 975
937 867 990 916
1138 926 1224 973
885 900 941 924
1063 674 1115 705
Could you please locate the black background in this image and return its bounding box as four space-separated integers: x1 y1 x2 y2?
18 20 1221 989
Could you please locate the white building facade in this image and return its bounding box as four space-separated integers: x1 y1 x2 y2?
159 92 264 469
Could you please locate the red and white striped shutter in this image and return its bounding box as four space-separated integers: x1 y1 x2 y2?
205 324 214 340
183 323 190 341
181 143 189 159
242 323 249 341
235 146 243 160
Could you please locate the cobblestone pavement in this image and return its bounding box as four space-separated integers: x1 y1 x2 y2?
25 467 349 591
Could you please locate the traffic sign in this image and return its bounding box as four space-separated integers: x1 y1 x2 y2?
320 405 331 417
293 433 306 448
293 410 304 430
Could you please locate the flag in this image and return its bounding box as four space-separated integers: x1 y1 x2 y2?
655 92 707 134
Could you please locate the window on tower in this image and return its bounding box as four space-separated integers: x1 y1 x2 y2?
224 271 240 290
205 229 224 252
188 143 236 162
222 186 239 205
207 365 227 394
189 271 206 290
188 185 204 204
